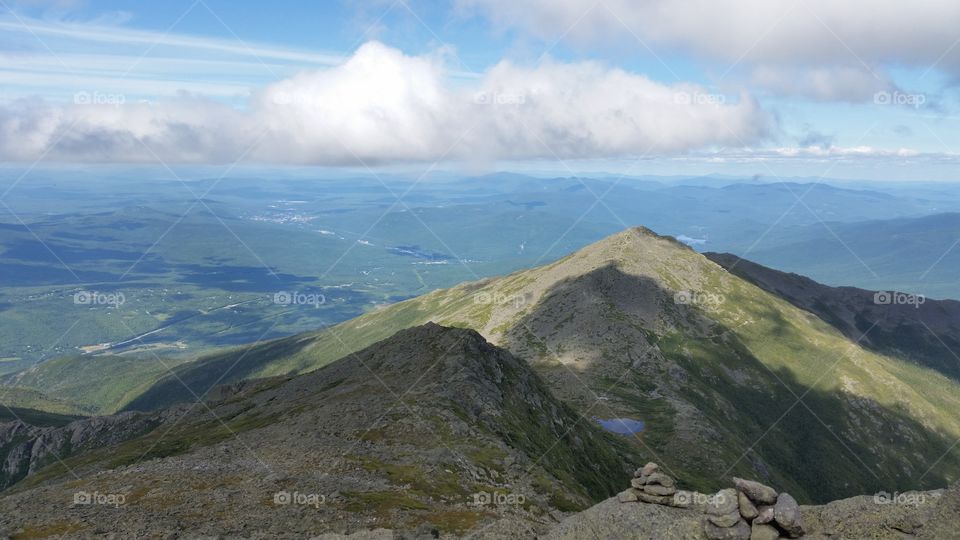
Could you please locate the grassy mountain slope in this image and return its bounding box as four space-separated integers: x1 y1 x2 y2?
0 386 87 416
0 354 194 414
123 228 960 503
0 324 639 537
705 251 960 380
0 406 82 427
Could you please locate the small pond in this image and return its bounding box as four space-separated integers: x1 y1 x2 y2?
595 417 645 435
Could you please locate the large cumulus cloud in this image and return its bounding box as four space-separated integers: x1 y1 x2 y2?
0 41 771 164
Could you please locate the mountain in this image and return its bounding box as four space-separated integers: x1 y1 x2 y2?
110 227 960 503
0 324 638 537
739 212 960 300
705 252 960 380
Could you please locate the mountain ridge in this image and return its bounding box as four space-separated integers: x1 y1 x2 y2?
0 323 638 537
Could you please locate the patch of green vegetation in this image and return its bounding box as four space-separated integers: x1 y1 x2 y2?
10 521 86 539
342 490 431 514
358 455 468 501
423 510 490 534
466 446 508 475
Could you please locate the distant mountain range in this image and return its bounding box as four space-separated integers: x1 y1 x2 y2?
2 174 959 370
737 212 960 300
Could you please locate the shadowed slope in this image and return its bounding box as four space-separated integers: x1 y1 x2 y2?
705 252 960 380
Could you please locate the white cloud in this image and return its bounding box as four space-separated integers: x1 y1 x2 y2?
708 145 931 161
0 41 771 164
457 0 960 95
750 66 895 102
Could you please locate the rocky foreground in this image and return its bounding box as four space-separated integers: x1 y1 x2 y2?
550 465 960 540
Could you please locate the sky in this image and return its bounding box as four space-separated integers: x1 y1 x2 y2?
2 0 960 180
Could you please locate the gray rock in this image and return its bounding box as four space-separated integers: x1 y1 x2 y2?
704 519 751 540
618 489 639 503
708 510 742 528
644 484 677 496
631 477 647 489
646 472 675 488
706 488 739 516
671 491 696 509
636 491 674 505
750 522 780 540
753 506 774 524
773 493 804 538
738 491 759 520
641 462 659 476
734 477 778 505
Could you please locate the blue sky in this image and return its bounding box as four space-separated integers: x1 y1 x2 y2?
2 0 960 180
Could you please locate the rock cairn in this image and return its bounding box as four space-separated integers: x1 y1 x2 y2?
617 462 687 507
616 464 805 539
703 478 804 540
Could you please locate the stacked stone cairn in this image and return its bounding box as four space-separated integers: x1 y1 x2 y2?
617 462 685 506
616 463 805 539
703 477 804 540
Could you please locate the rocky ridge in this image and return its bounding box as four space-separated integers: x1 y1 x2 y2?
0 324 637 538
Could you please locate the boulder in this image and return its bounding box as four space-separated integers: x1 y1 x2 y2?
773 493 804 538
644 484 677 496
706 488 739 516
630 478 647 489
617 489 639 503
733 478 778 505
636 491 674 505
708 511 742 528
738 492 758 520
750 522 780 540
646 472 676 487
641 462 659 476
753 506 774 524
671 491 696 508
704 519 751 540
